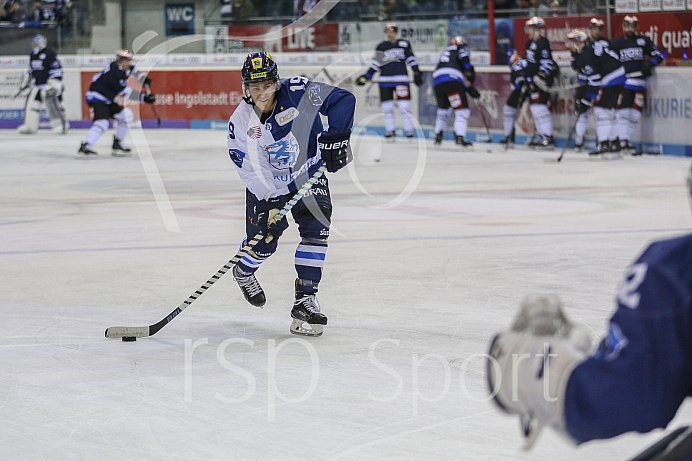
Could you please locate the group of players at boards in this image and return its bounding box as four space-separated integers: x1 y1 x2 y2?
357 17 662 156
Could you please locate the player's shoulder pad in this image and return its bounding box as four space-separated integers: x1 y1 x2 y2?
398 40 410 47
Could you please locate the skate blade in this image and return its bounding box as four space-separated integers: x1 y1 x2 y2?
290 318 324 337
111 151 133 157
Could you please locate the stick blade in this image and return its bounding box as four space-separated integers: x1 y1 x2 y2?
105 326 150 339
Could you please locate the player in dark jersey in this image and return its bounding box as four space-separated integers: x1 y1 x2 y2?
567 28 626 156
355 23 422 140
77 49 156 158
227 52 355 336
17 34 68 135
487 160 692 453
431 36 480 147
524 17 558 149
610 15 665 153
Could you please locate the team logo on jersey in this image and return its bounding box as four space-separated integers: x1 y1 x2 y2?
247 126 261 139
229 148 246 167
276 107 299 126
308 85 322 106
265 134 299 169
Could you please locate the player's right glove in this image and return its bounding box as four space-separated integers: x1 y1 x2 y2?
467 87 480 99
355 74 369 86
641 59 655 77
256 196 289 243
413 69 423 87
319 131 353 173
141 93 156 104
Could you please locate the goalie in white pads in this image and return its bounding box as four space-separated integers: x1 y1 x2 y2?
487 162 692 454
227 52 355 336
17 34 68 135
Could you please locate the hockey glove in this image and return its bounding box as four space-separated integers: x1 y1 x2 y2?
355 74 369 86
413 69 423 87
143 76 152 86
141 93 157 104
257 197 289 243
575 98 592 115
319 131 353 173
641 59 655 77
467 87 480 99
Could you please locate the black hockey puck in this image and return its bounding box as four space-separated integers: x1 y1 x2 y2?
122 336 136 342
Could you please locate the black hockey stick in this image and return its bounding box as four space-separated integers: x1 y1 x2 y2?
555 116 579 162
105 165 328 340
472 97 492 143
628 425 692 461
143 82 161 127
505 89 529 150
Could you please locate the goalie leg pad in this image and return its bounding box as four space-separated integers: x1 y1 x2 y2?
17 87 41 134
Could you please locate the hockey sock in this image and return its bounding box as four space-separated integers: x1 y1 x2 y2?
625 107 641 143
593 106 615 144
530 104 553 137
294 239 327 293
85 119 109 146
453 108 470 137
503 105 517 136
381 100 396 133
574 111 589 145
236 242 268 275
434 108 451 134
114 107 133 142
398 99 413 134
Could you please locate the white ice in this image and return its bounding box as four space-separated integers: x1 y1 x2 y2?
2 129 691 460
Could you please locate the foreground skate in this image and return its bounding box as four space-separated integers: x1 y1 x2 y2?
232 265 266 308
112 136 133 156
455 135 473 148
588 141 622 160
290 283 327 337
500 132 515 149
76 142 98 159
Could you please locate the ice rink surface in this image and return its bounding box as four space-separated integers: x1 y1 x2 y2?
2 129 691 460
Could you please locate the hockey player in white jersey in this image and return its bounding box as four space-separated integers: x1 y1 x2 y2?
227 52 355 336
17 34 68 135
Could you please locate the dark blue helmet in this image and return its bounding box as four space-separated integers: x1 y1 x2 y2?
241 51 279 87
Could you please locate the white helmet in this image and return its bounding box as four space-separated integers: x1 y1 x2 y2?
566 29 588 53
451 35 467 47
115 49 134 61
525 16 545 29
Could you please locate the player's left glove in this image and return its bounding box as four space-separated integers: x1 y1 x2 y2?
141 93 156 104
467 87 480 99
319 131 353 173
143 76 152 86
413 69 423 87
355 75 369 86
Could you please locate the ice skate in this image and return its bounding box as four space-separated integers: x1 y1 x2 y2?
535 135 554 150
405 131 414 142
112 136 133 157
573 141 583 152
384 131 396 143
455 135 473 148
433 131 444 146
589 141 622 160
290 283 327 337
526 133 542 148
620 140 636 155
76 142 98 159
500 132 515 149
232 265 266 308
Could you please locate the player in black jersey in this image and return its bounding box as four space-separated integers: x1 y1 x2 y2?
77 50 156 158
17 34 68 135
355 23 423 140
610 15 665 153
